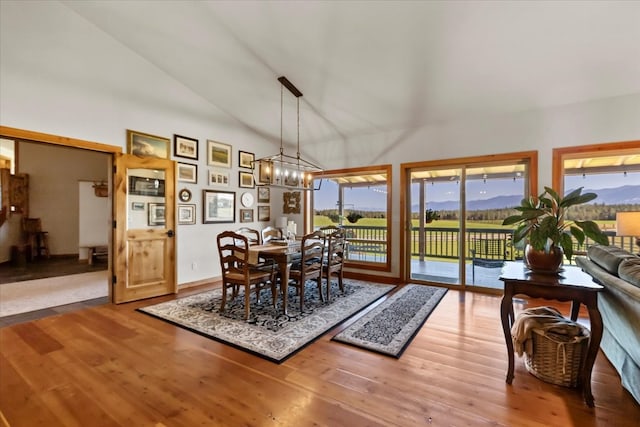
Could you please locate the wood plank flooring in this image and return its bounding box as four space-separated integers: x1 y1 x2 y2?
1 283 638 426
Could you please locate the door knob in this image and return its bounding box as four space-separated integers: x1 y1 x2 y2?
167 230 174 237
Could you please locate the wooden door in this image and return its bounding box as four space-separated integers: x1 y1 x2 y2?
113 153 176 303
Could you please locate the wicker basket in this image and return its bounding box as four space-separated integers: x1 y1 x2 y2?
524 326 590 387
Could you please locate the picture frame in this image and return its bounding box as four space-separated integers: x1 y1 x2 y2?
258 205 271 222
203 190 235 224
207 140 232 168
284 173 299 187
129 176 165 197
257 186 270 203
283 191 301 214
239 171 254 188
208 169 230 187
173 134 199 160
131 201 145 211
148 203 166 226
239 151 255 169
178 204 196 225
257 160 273 184
177 163 197 183
127 129 170 159
239 208 254 223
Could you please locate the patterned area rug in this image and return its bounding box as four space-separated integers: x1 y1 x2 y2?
138 279 395 363
332 284 447 358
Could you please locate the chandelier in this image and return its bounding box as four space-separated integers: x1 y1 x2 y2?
253 76 323 191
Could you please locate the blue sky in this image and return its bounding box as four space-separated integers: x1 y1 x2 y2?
313 171 639 210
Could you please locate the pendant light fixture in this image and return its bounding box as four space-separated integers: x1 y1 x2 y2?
253 76 323 190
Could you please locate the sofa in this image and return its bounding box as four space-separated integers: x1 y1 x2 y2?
575 245 640 404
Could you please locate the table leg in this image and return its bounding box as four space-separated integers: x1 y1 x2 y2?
500 288 515 384
583 303 603 407
278 260 292 315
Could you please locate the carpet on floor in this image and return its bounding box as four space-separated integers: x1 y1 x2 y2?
332 284 447 358
137 279 395 363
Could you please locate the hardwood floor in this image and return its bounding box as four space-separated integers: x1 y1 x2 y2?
1 283 638 426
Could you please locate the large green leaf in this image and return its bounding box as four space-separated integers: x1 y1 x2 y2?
559 233 575 261
575 220 610 245
569 225 585 245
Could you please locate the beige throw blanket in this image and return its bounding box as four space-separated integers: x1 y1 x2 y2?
510 306 584 357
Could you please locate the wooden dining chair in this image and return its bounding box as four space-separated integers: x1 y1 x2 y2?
235 227 261 245
216 231 277 321
261 226 283 243
323 229 346 301
288 230 325 311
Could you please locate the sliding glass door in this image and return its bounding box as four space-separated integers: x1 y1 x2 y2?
405 153 535 290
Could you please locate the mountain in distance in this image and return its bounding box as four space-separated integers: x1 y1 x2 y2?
410 184 640 212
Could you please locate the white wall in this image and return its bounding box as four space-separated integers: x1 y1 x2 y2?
78 181 109 260
1 1 638 281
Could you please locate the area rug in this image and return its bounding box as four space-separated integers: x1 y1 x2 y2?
138 279 395 363
332 284 447 358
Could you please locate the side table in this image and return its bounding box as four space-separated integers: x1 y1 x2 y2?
499 262 604 407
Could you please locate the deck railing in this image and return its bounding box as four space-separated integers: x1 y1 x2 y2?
316 225 636 264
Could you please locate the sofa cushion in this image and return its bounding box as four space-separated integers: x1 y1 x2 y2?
619 257 640 288
587 245 635 276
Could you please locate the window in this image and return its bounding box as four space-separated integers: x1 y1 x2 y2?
553 140 640 253
311 165 391 271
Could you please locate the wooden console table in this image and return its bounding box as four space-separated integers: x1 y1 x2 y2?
499 262 604 407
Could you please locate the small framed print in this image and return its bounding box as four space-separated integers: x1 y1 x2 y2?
258 205 270 222
258 160 273 184
207 140 231 168
173 134 198 160
178 188 192 202
240 208 254 223
203 190 235 224
239 171 254 188
129 176 165 197
257 186 270 203
131 201 145 211
177 163 197 183
208 169 230 187
148 203 166 226
284 173 299 187
239 151 254 169
178 204 196 225
127 129 170 159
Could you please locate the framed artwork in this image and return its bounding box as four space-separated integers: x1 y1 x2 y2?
239 171 254 188
127 129 170 159
283 191 301 214
208 169 230 187
203 190 235 224
258 205 270 222
131 201 145 211
257 186 270 203
148 203 166 226
129 176 165 197
178 188 192 202
284 173 299 187
257 160 273 184
207 140 232 168
177 163 197 183
239 151 254 169
239 208 254 223
173 134 199 160
178 204 196 225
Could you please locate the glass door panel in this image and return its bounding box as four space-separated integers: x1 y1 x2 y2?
464 164 528 289
409 168 462 285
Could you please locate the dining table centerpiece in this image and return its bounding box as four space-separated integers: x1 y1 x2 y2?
502 186 609 273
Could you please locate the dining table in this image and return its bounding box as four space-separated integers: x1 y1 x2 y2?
248 241 302 315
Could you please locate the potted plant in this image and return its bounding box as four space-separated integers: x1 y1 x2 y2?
346 212 363 224
502 186 609 272
425 209 440 223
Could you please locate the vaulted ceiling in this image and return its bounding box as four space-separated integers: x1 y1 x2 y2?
61 1 640 153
